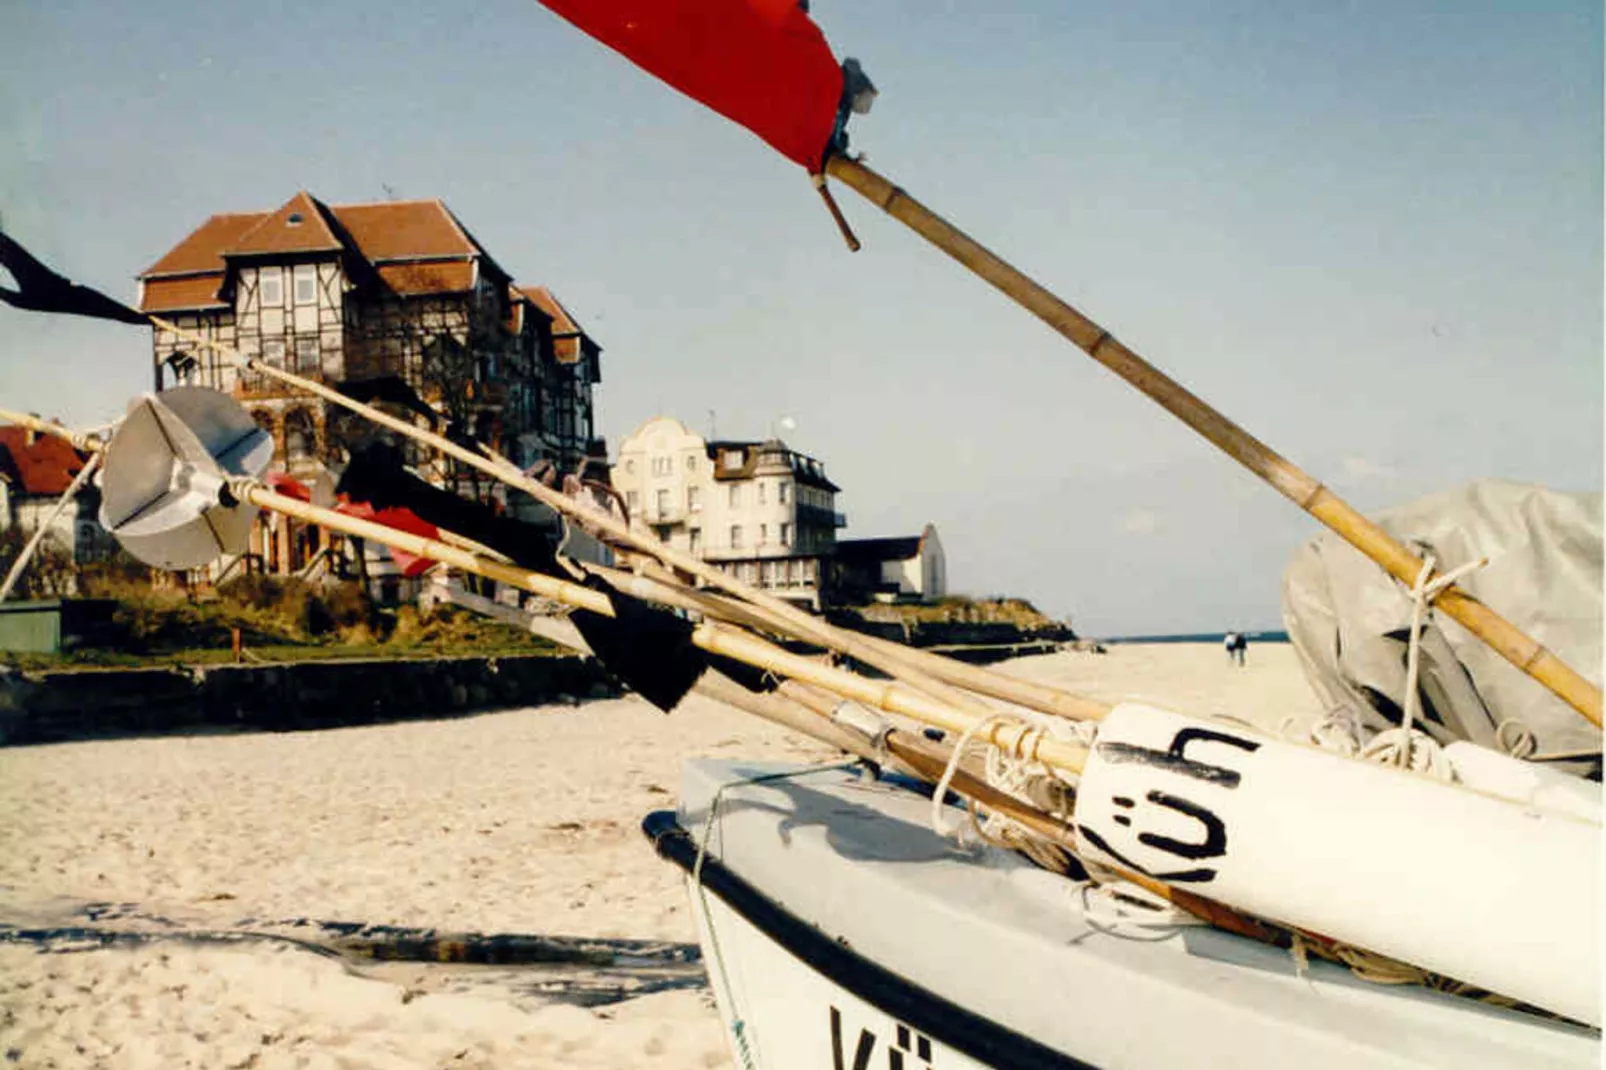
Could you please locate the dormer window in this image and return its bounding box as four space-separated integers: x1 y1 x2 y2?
286 212 304 225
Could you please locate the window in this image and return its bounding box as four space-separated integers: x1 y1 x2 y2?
284 410 315 461
627 490 639 511
689 529 702 553
780 522 791 546
624 459 635 474
262 338 285 367
295 336 320 374
757 482 766 505
728 485 740 508
293 264 317 305
759 523 768 544
259 268 283 307
778 483 788 504
686 455 697 471
688 485 701 511
652 456 672 476
655 488 669 515
721 449 743 470
730 525 743 549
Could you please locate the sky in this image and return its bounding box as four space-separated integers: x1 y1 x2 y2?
2 1 1600 637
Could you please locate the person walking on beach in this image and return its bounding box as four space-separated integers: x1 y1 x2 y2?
1230 631 1249 667
1223 631 1240 665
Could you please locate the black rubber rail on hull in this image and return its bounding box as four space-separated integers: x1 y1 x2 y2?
642 810 1098 1070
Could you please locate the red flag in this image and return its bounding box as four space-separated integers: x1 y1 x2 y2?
337 500 442 578
536 0 845 171
266 472 313 502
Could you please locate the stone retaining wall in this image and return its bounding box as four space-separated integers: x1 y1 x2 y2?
0 655 621 746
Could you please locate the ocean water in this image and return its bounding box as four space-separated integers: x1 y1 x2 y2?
1100 631 1290 645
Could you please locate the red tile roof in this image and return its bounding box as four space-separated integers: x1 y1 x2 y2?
519 286 578 334
224 192 343 258
138 196 502 311
335 200 478 261
0 427 91 497
517 286 596 364
142 213 268 277
141 275 228 312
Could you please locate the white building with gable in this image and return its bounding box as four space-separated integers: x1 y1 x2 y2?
611 416 845 609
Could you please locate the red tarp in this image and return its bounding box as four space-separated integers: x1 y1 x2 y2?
268 475 441 578
337 501 442 578
536 0 844 171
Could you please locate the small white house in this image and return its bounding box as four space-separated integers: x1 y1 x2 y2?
0 426 113 566
833 524 947 603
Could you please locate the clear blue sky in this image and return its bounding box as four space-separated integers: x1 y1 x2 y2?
2 1 1599 636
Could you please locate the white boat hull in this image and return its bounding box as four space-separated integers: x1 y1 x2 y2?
646 759 1600 1070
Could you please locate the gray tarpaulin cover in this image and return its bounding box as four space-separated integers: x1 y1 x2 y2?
1282 480 1602 758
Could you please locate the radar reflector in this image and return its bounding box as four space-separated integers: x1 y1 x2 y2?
99 387 274 569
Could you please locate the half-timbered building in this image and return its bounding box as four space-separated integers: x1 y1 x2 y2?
137 192 602 581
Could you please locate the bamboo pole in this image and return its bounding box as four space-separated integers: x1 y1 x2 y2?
238 484 615 617
250 482 1095 773
823 155 1603 729
0 408 105 452
144 315 1007 723
697 584 1111 716
232 481 1100 774
693 620 1089 774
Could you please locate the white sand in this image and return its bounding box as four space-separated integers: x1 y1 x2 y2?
0 643 1320 1069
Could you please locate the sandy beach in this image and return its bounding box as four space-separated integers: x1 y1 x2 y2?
0 642 1320 1069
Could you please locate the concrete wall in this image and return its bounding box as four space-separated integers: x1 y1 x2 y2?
0 653 621 746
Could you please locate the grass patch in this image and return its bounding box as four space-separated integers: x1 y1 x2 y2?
6 576 563 671
847 595 1068 630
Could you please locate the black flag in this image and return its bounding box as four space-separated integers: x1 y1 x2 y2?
0 230 150 326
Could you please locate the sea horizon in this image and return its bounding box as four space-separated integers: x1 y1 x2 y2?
1098 630 1291 645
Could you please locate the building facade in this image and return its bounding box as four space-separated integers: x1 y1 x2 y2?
0 427 116 574
137 191 602 580
832 524 947 603
611 417 845 609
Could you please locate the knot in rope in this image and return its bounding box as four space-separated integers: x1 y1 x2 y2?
1393 551 1487 771
1359 727 1454 781
929 713 1086 878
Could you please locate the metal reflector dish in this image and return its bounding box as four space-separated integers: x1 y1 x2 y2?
98 388 274 569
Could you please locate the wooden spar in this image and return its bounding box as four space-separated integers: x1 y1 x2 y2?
247 482 1097 774
240 484 616 616
606 568 1114 722
823 155 1604 730
231 479 1099 775
693 620 1090 775
140 314 1015 724
0 407 104 452
689 584 1108 720
693 670 881 759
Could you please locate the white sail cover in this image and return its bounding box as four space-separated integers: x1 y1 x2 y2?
1282 480 1602 759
